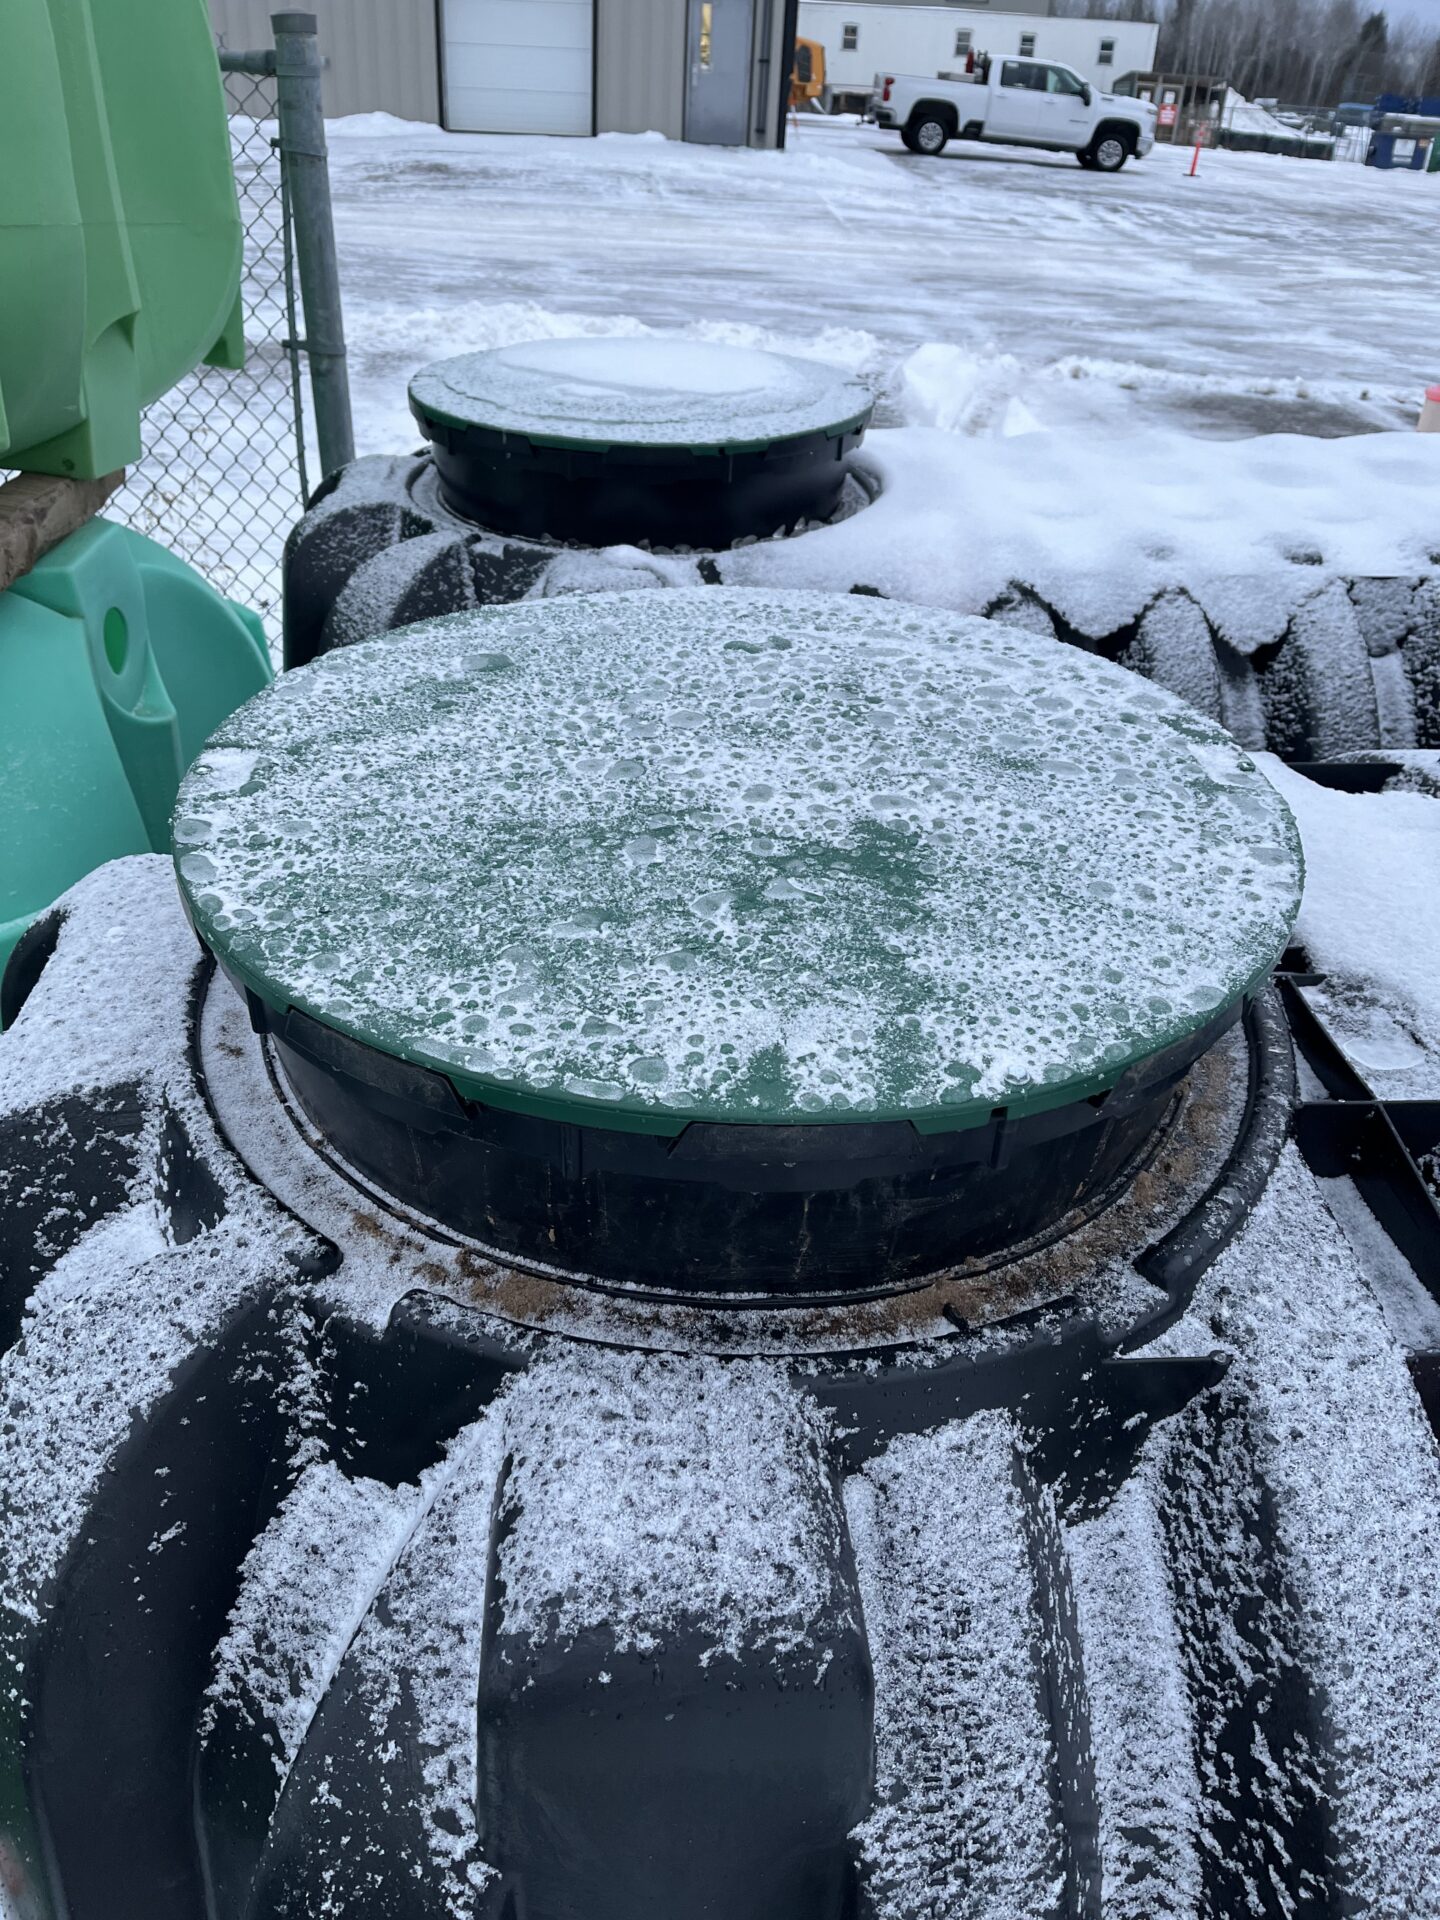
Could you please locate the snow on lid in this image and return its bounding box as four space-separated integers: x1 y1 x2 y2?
494 1350 848 1661
174 589 1302 1131
408 337 874 449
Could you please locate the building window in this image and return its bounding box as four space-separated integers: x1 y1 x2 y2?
842 22 858 51
1019 33 1036 57
954 29 972 56
1099 38 1115 67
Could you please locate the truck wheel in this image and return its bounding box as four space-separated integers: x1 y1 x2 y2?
1089 132 1130 172
903 114 950 156
1076 151 1100 170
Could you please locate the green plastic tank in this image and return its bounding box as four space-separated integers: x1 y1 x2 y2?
0 0 244 478
0 520 272 991
0 0 269 1017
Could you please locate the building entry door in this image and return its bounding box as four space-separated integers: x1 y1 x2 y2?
685 0 753 146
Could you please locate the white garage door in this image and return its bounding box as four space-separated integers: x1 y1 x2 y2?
442 0 594 136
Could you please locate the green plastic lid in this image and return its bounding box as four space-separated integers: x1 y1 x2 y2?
174 590 1302 1137
407 338 874 455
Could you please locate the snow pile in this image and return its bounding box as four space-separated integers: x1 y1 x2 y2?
176 590 1301 1126
495 1350 846 1660
154 109 1436 637
410 337 872 448
896 342 1396 443
327 110 434 139
729 427 1440 646
897 342 1042 439
1262 757 1440 1082
1220 92 1288 138
325 119 1433 462
1221 89 1332 149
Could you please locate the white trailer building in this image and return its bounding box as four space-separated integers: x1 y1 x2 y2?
798 3 1160 110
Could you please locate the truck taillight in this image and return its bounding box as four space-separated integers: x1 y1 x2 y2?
882 76 893 102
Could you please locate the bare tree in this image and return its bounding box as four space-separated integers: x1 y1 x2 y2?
1143 0 1438 100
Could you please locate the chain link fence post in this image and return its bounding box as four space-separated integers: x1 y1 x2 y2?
90 20 351 650
271 11 354 479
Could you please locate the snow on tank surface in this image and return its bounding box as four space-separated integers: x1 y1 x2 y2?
173 589 1302 1131
407 336 873 450
495 1351 850 1660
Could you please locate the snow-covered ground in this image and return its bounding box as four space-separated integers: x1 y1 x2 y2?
329 113 1439 457
119 113 1440 639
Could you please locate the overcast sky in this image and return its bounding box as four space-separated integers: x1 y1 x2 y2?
1381 0 1440 25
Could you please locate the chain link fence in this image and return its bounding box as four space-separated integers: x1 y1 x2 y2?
104 35 338 651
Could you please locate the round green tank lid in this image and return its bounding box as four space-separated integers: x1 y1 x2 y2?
173 590 1302 1137
407 338 874 455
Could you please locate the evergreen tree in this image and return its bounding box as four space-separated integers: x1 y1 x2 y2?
1349 11 1391 99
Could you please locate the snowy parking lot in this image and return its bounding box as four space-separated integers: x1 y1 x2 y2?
329 113 1440 453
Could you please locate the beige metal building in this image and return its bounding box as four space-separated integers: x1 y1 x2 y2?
210 0 797 146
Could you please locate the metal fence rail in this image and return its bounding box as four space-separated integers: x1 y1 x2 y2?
105 12 351 649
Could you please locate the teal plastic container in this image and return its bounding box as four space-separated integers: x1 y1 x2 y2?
0 519 271 1005
0 0 244 478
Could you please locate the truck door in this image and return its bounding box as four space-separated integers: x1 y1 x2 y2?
1038 64 1092 144
989 60 1046 141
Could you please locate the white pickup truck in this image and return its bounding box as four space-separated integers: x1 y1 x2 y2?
873 57 1157 171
